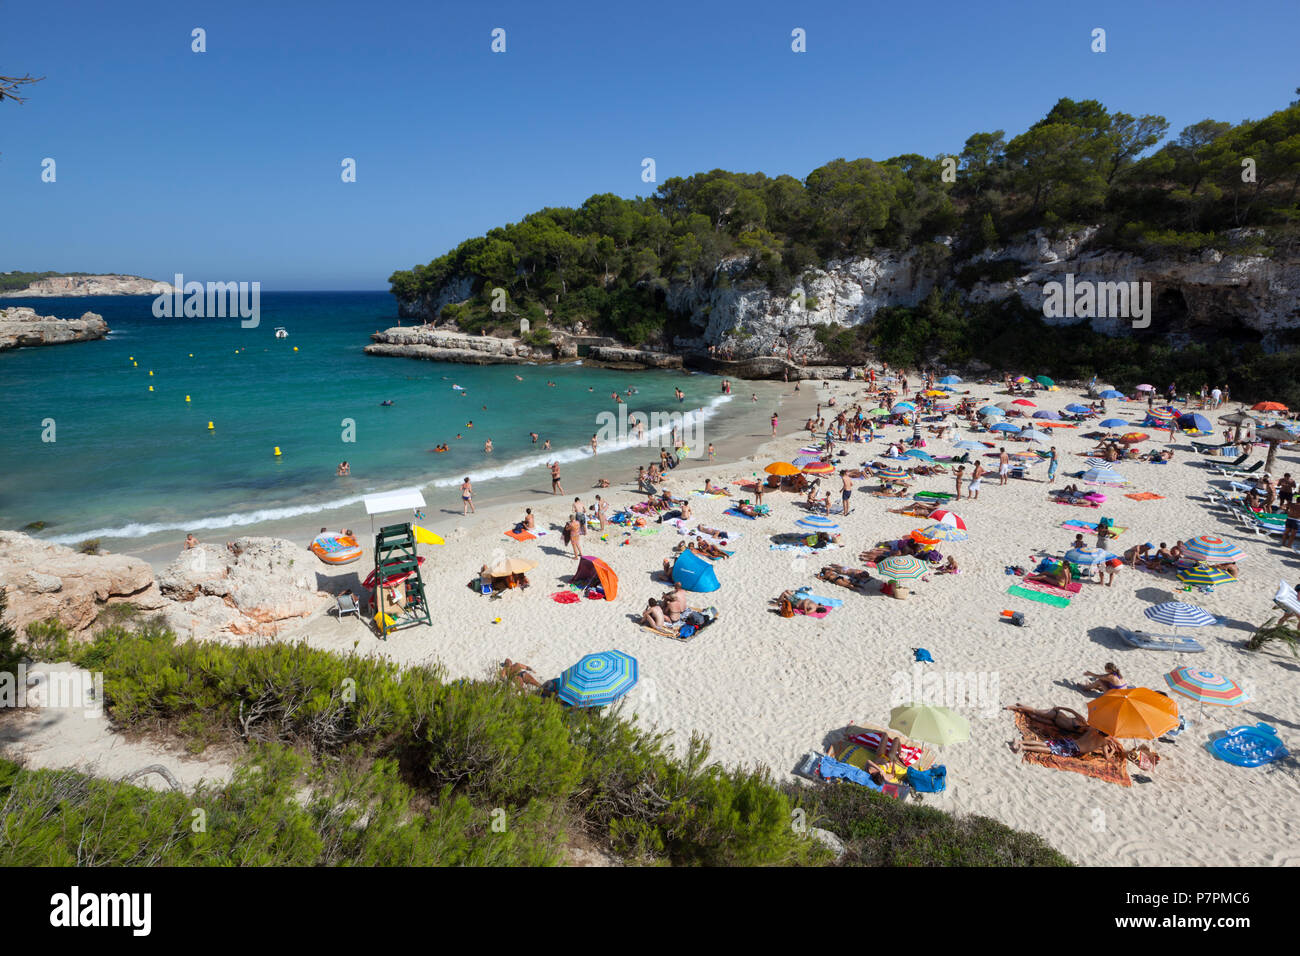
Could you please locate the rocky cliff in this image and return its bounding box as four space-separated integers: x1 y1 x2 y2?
0 274 176 297
0 307 110 350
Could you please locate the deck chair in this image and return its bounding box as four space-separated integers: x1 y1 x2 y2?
333 592 361 620
1217 460 1264 478
1209 452 1250 472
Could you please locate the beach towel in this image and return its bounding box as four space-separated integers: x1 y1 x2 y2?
846 733 924 767
1013 713 1131 787
504 529 536 541
795 607 830 618
550 591 580 604
793 589 845 608
1124 492 1165 501
815 754 885 791
1018 576 1082 597
770 542 841 554
724 508 760 520
1007 584 1071 607
1061 520 1128 537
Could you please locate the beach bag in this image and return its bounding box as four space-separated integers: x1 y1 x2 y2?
779 597 795 618
905 765 946 794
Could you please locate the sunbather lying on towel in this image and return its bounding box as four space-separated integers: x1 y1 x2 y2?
499 659 541 688
774 590 829 614
734 501 766 517
1006 704 1089 734
1011 728 1124 760
689 539 729 560
818 564 871 589
1028 561 1073 589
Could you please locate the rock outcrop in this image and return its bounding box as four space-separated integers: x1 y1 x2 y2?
365 327 537 365
156 537 332 638
0 532 165 633
0 307 110 350
0 274 176 297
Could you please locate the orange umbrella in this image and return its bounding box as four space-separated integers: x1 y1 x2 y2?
802 461 835 475
1252 401 1287 412
1119 432 1150 443
910 529 939 546
764 461 800 476
1086 687 1179 739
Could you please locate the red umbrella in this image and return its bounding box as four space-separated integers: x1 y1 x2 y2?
1012 399 1036 407
1253 401 1288 412
1119 432 1150 443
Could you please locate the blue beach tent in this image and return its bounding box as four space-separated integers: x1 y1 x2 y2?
672 548 720 592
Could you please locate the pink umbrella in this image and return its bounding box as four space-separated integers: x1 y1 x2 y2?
1136 384 1155 392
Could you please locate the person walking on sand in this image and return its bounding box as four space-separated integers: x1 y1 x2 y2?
1046 446 1058 484
590 433 599 455
969 460 984 500
998 447 1011 486
549 461 564 495
840 469 853 515
461 477 475 515
954 465 965 500
564 515 584 559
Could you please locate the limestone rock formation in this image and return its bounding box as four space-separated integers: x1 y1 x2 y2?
0 274 176 297
0 307 110 350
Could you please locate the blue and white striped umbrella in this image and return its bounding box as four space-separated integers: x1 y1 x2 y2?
1082 466 1125 484
894 401 916 411
557 651 639 708
1181 535 1245 564
918 523 968 542
989 421 1021 433
792 455 821 467
796 515 840 533
1144 601 1218 629
1066 403 1093 414
1064 547 1115 566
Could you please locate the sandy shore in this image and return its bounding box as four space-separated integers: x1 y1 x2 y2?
146 376 1300 865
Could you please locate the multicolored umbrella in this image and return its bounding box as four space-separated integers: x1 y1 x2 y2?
1143 601 1218 630
1119 432 1150 443
1014 376 1033 384
557 651 638 708
1176 564 1236 586
874 463 908 479
918 523 968 542
1065 547 1116 566
929 509 966 530
1181 535 1245 564
1164 667 1246 707
894 401 916 412
796 515 840 533
934 401 957 413
889 704 970 746
802 461 835 475
1087 688 1179 739
878 555 928 580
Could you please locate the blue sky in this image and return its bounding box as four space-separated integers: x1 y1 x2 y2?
3 0 1297 289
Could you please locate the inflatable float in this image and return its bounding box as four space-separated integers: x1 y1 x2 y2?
309 533 362 565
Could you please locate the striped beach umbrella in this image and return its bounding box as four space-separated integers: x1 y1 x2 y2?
1119 432 1150 443
889 704 969 746
792 455 821 467
557 651 638 708
929 509 966 530
1099 390 1125 399
934 401 957 413
1176 564 1236 586
1033 409 1061 420
1144 601 1218 630
1065 403 1092 414
1014 375 1033 384
1083 457 1110 468
894 401 916 412
1087 688 1179 739
1100 418 1128 428
1164 667 1246 707
1146 408 1176 421
1082 466 1125 484
1136 384 1155 392
1182 535 1245 564
878 555 928 580
917 523 968 542
990 421 1021 433
802 461 835 475
1065 547 1115 566
874 464 908 480
796 515 840 533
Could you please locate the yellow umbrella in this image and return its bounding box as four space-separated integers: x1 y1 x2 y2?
488 556 538 576
764 461 800 476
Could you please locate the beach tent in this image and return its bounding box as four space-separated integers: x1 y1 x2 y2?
939 375 962 384
1178 412 1212 433
672 548 720 592
1099 390 1125 399
574 556 618 600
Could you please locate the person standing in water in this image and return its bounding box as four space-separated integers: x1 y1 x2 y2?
461 477 475 515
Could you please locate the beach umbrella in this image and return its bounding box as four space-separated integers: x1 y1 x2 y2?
929 509 966 530
1178 413 1212 433
1035 376 1055 387
888 704 969 746
1144 601 1218 631
1255 425 1296 475
1012 399 1037 407
867 407 891 417
488 556 538 577
1218 410 1258 427
796 515 840 533
556 650 638 708
1020 428 1051 442
1176 564 1236 587
1033 409 1061 420
1181 535 1245 564
802 461 835 475
1252 401 1288 412
1146 408 1176 421
792 455 822 467
978 406 1005 417
1136 384 1155 392
764 461 800 476
1086 688 1179 739
904 449 935 462
910 529 939 546
1065 547 1115 566
934 401 956 413
1081 466 1125 484
917 523 968 542
1100 418 1128 428
1164 666 1247 708
1099 389 1125 399
1119 432 1150 443
874 463 908 480
924 389 947 398
952 440 984 450
939 375 962 384
1065 403 1092 414
1014 376 1033 384
894 401 916 411
1011 451 1040 460
989 421 1021 433
878 555 928 581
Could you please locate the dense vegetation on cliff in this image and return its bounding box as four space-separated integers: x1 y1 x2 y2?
0 271 91 292
390 96 1300 347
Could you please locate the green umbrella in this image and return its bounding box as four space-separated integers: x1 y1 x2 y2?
867 407 891 417
1035 375 1055 387
888 704 970 746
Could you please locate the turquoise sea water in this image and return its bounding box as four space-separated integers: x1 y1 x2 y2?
0 293 748 545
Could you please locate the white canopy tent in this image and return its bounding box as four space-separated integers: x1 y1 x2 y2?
362 487 426 537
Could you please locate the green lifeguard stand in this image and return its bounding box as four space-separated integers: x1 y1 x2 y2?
372 522 431 639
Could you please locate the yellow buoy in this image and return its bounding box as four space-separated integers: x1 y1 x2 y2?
293 346 298 351
185 395 191 402
188 353 193 357
132 361 138 367
148 385 154 392
273 446 282 457
129 356 134 360
207 422 214 430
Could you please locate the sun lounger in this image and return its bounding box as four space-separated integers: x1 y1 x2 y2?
332 592 361 619
1213 460 1263 478
1113 624 1205 653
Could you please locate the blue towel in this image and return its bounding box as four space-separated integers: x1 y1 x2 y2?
723 508 758 520
794 589 844 608
817 755 883 790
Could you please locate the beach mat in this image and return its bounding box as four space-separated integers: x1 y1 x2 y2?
1125 492 1165 501
1061 520 1128 537
723 508 760 520
504 529 536 541
1018 576 1082 597
1007 585 1071 607
1014 714 1131 787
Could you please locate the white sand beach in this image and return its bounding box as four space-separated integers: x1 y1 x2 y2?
146 376 1300 866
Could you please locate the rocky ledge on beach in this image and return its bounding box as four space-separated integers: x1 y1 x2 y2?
0 307 110 350
365 326 682 370
0 274 176 298
0 533 333 641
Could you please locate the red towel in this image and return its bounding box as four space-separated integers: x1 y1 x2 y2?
550 591 580 604
848 732 923 766
505 529 536 541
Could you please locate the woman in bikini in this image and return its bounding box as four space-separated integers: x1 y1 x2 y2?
1079 662 1129 692
1006 704 1089 734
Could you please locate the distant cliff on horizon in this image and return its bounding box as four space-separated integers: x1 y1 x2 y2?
0 273 176 297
